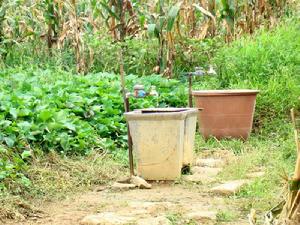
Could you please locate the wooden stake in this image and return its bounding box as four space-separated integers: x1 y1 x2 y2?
119 0 134 176
291 108 300 181
188 74 192 107
291 109 300 152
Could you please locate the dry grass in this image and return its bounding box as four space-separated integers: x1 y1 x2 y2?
0 151 127 221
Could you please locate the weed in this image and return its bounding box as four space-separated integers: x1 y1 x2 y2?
0 151 126 220
216 209 238 222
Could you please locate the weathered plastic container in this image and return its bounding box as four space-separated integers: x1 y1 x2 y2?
124 108 198 180
192 90 259 140
182 110 198 166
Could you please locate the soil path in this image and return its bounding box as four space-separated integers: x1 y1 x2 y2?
6 151 251 225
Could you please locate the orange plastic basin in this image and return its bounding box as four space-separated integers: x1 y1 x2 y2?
192 90 259 140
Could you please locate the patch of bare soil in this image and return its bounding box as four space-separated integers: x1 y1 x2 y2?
3 150 253 225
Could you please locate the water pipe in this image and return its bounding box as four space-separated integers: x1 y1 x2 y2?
125 85 159 176
183 66 216 107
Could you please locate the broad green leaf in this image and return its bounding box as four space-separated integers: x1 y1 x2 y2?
38 110 53 122
147 23 160 38
54 110 68 122
4 137 15 147
0 120 12 128
9 108 18 119
17 121 32 131
166 2 182 32
47 122 63 131
193 3 216 22
21 150 31 159
99 1 120 20
63 122 76 131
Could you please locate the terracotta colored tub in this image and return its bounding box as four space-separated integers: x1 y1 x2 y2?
192 90 259 140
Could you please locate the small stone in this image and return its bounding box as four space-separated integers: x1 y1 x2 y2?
137 216 171 225
129 201 158 209
80 212 134 225
111 182 136 190
191 166 222 176
183 174 204 183
185 211 217 221
196 158 225 168
222 222 250 225
94 186 106 192
184 166 222 183
201 150 235 161
128 201 173 214
211 180 249 195
130 176 152 189
246 171 265 179
183 174 216 184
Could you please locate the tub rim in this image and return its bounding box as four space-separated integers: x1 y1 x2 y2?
192 89 260 97
124 108 200 121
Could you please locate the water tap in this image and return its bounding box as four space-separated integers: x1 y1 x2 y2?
188 65 216 76
149 86 158 97
126 84 159 99
133 84 146 98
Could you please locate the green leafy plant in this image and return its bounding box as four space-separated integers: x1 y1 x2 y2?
147 1 182 77
0 67 187 189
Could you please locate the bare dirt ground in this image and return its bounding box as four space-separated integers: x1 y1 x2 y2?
4 150 252 225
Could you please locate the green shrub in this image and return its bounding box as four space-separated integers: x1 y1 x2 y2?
1 17 299 192
0 68 187 153
3 33 219 78
0 67 188 189
193 20 300 129
87 35 220 76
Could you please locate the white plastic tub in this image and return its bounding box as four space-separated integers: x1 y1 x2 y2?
124 108 198 180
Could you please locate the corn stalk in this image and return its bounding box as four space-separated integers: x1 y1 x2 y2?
0 0 294 71
148 1 182 77
43 0 60 52
0 0 7 59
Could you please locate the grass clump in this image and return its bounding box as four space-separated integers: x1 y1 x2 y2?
197 122 296 216
216 209 239 222
0 151 126 221
193 19 300 129
219 20 300 126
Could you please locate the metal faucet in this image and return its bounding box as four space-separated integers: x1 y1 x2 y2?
125 84 159 111
126 84 159 99
184 66 216 107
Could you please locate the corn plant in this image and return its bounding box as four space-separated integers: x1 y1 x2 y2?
0 0 294 72
0 0 7 58
147 1 182 77
41 0 60 51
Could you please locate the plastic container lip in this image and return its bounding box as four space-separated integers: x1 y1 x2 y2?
140 108 201 114
125 108 200 121
192 89 260 97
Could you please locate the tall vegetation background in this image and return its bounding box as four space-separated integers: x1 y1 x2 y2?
0 0 299 218
0 0 294 75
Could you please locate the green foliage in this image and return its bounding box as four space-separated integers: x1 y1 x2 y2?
0 144 31 191
166 2 182 32
193 20 300 129
0 67 187 189
216 21 299 122
0 15 299 205
0 68 186 153
5 34 217 77
216 209 238 222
